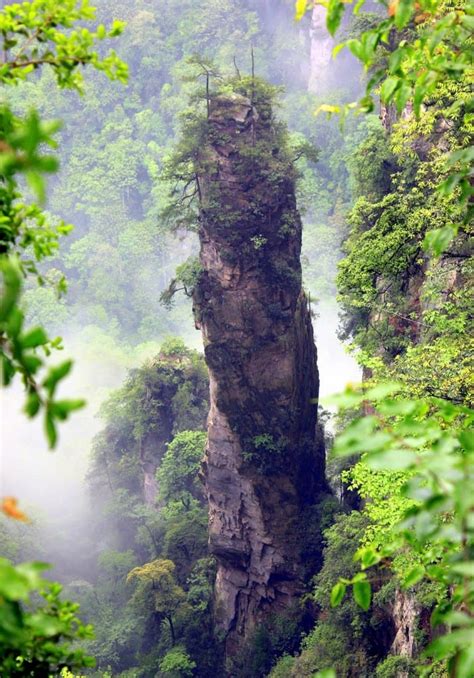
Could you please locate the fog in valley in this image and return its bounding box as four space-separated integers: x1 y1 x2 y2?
1 0 363 665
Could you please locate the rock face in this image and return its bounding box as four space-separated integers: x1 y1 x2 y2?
192 90 326 655
390 589 422 661
135 353 209 505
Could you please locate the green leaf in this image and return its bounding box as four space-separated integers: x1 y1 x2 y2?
423 225 456 256
402 565 425 588
377 398 421 416
324 386 364 409
327 0 345 36
425 629 474 659
42 360 73 397
380 76 400 102
332 42 346 58
347 38 364 61
24 391 41 418
20 326 48 349
395 0 414 29
0 564 33 600
439 173 461 195
333 416 379 456
2 356 15 385
364 382 402 400
395 81 411 113
22 355 42 374
366 448 415 471
451 562 474 577
388 49 403 74
314 670 336 678
6 307 24 338
27 612 63 636
352 571 368 583
330 581 346 607
353 581 371 611
316 104 341 116
50 398 86 420
442 611 474 628
459 430 474 452
44 412 57 449
0 258 22 322
457 644 474 678
25 170 46 203
448 147 474 165
110 19 126 37
355 547 380 569
294 0 308 21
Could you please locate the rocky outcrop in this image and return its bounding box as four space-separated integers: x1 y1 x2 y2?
308 4 335 94
192 89 326 656
134 353 209 505
389 589 421 661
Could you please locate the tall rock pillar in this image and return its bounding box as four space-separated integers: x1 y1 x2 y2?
191 86 326 656
308 5 335 94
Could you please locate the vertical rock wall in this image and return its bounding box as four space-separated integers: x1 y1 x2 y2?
308 5 335 94
192 90 326 655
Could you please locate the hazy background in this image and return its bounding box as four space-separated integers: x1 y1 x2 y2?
1 0 363 580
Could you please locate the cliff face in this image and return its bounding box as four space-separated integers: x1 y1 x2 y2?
192 90 326 654
308 5 334 94
136 352 209 505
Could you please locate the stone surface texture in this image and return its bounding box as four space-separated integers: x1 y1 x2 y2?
192 92 326 654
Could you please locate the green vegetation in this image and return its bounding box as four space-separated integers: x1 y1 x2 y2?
284 2 473 677
1 0 472 676
77 341 219 676
0 558 94 675
0 0 126 447
157 431 207 507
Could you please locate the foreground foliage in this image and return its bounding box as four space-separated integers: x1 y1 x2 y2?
0 0 126 444
0 558 94 675
331 385 474 676
287 2 473 678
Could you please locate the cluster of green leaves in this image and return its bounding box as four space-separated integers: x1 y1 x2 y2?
287 12 472 676
296 0 473 245
160 257 203 309
337 78 471 358
127 559 187 644
270 511 383 678
80 342 221 676
0 558 94 675
157 430 207 508
0 0 127 445
0 0 127 88
162 73 295 237
159 645 196 678
329 382 474 677
0 111 83 445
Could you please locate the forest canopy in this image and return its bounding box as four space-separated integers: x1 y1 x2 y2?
0 0 472 677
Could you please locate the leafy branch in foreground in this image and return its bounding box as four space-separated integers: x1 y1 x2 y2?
328 383 474 677
295 0 473 250
0 0 127 89
0 558 95 675
0 108 84 446
0 261 85 448
0 0 128 446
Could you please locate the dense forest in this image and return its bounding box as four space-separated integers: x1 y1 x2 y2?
0 1 472 677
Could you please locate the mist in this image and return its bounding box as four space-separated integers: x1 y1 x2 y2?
1 0 362 643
